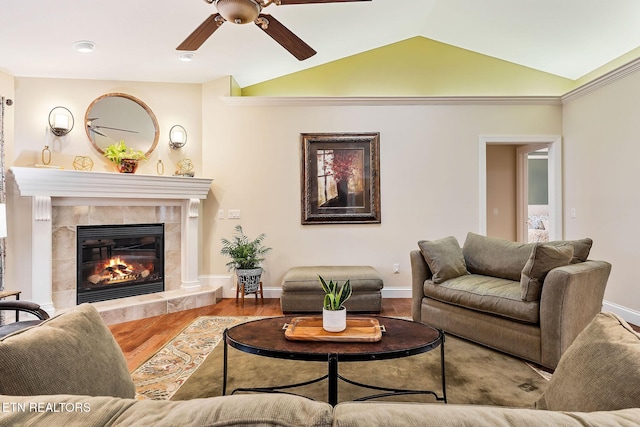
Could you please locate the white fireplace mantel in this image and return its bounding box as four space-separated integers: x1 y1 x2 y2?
6 167 214 314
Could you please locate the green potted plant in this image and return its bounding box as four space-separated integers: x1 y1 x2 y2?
220 225 272 295
319 275 352 332
104 140 147 173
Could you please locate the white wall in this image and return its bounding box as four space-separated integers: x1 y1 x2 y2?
13 78 202 175
201 91 563 296
563 71 640 323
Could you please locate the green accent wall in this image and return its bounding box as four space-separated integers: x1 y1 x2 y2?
241 36 575 97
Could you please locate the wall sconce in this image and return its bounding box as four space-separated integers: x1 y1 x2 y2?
48 106 74 137
169 125 187 149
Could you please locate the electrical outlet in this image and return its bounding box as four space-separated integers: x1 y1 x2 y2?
393 263 400 274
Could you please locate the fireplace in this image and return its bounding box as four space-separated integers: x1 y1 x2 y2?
77 223 165 304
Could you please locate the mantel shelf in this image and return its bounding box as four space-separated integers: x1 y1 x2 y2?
8 167 213 200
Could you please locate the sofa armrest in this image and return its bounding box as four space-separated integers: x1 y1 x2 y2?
539 259 612 368
410 250 432 322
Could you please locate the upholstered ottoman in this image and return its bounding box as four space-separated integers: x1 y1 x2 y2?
280 266 383 313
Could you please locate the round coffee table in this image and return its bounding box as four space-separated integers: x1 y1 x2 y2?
223 316 446 406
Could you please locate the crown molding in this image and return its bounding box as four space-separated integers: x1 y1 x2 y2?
562 57 640 103
220 96 562 107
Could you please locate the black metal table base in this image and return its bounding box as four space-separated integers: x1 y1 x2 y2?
223 330 447 406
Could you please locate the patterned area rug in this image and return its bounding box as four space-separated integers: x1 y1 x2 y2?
133 316 549 405
132 316 260 400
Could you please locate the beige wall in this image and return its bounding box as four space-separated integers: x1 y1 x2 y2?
563 71 640 321
486 145 517 241
12 78 202 175
201 91 562 294
11 71 638 321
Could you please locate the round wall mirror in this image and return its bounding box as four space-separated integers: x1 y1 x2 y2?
84 93 159 156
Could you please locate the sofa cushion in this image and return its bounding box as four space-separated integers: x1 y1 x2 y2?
0 303 135 398
546 238 593 264
463 233 534 281
0 393 334 427
418 236 469 284
536 312 640 412
520 244 573 302
334 402 640 427
424 274 540 324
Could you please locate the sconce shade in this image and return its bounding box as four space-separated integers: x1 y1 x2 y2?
0 204 7 239
48 106 74 137
169 125 187 149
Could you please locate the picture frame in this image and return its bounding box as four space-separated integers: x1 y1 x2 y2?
301 132 381 224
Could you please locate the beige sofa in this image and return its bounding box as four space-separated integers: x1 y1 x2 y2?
1 304 639 426
411 232 612 369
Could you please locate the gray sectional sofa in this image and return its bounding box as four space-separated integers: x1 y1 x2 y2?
412 232 612 369
2 303 639 426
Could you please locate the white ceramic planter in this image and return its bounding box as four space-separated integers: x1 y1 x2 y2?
322 307 347 332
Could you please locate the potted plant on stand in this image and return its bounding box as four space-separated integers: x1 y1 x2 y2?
220 225 272 297
319 275 352 332
104 140 147 173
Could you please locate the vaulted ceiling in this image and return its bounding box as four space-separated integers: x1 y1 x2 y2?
2 0 640 88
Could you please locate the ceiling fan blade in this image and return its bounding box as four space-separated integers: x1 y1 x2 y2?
276 0 371 4
177 14 225 51
255 14 316 61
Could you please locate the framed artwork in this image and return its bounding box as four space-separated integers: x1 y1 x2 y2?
301 132 381 224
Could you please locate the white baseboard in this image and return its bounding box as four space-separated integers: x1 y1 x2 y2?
381 288 412 298
602 300 640 326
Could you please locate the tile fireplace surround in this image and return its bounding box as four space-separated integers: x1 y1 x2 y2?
6 167 220 324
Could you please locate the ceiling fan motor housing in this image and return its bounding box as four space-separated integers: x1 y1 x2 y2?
215 0 262 24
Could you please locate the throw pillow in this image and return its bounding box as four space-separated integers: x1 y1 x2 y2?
418 236 469 284
536 312 640 412
520 243 574 301
547 238 593 263
0 303 135 398
463 232 534 281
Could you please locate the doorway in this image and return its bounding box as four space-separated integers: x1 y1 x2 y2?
479 135 562 242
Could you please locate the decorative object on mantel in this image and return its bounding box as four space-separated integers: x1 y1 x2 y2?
174 158 195 177
34 145 63 169
156 159 165 175
169 125 187 149
73 156 94 171
220 225 272 297
41 145 51 165
48 106 74 137
103 140 147 173
319 275 352 332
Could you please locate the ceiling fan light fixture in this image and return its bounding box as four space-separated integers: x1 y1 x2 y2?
179 52 195 62
215 0 261 25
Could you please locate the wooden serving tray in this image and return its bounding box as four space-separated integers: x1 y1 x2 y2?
284 316 384 342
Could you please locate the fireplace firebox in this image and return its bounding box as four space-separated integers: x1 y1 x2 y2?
77 224 164 304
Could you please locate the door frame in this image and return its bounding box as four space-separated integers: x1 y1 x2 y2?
479 135 562 241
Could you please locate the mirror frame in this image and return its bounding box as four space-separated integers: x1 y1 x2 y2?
84 92 160 157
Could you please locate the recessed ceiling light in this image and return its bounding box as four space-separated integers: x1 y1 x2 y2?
179 52 195 62
73 40 95 53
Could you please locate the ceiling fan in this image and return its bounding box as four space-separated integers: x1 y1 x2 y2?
177 0 372 61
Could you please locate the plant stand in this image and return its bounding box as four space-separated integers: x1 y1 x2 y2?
235 280 263 307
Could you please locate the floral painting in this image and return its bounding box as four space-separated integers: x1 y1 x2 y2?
301 133 380 224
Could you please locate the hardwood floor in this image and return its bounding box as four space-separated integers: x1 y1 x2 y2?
109 298 412 371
